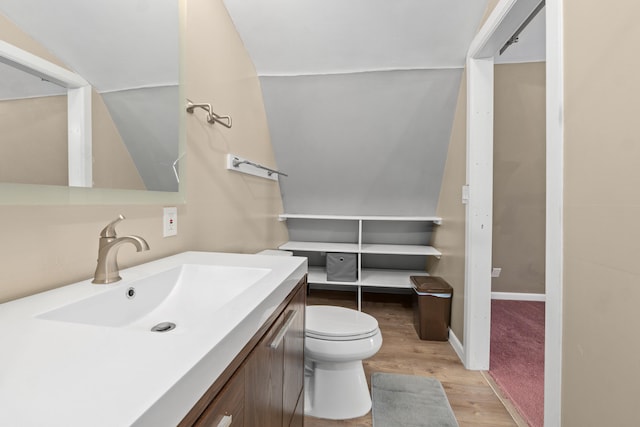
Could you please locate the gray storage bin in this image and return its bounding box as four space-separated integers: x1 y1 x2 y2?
326 253 357 282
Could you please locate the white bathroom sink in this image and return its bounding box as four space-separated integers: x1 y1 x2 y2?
0 251 306 426
38 264 270 330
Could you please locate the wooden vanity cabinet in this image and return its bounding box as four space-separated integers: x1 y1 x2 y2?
281 283 305 427
193 367 245 427
183 276 306 427
244 313 285 427
245 280 306 427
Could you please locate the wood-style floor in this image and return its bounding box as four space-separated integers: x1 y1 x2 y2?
304 289 517 427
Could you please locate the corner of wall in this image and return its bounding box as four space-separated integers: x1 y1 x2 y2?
428 69 468 343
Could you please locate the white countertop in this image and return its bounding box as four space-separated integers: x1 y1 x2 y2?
0 251 307 427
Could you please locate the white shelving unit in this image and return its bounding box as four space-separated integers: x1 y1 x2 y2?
278 214 442 309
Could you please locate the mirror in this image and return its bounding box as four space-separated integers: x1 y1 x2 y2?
0 0 182 198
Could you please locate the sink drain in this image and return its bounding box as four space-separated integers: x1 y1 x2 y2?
151 322 176 332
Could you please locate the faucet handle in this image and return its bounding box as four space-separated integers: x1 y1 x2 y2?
100 214 125 238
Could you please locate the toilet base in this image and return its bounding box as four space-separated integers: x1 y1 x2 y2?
304 359 371 420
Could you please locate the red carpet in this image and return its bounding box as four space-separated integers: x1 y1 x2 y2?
489 300 545 427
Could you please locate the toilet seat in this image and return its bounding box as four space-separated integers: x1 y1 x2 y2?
306 305 379 341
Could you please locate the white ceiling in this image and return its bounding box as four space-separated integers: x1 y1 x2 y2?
0 0 178 93
224 0 491 75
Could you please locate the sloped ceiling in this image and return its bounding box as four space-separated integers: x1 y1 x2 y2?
224 0 546 216
224 0 491 215
0 0 178 91
0 0 179 191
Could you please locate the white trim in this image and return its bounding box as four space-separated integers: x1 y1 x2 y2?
495 58 546 65
544 0 564 425
448 328 465 364
467 0 542 59
491 292 546 301
0 40 88 88
279 213 442 222
67 86 92 187
464 56 493 371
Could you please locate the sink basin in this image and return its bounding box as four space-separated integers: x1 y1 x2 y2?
37 264 270 330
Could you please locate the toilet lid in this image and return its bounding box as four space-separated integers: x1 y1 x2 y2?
306 305 379 340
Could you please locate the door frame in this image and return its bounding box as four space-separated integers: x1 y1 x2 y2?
464 0 563 425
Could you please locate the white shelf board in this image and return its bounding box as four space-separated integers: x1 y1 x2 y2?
360 243 442 257
360 268 429 288
279 241 440 257
307 266 428 289
279 213 442 224
279 241 358 253
307 266 359 286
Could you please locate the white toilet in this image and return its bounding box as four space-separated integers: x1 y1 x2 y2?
304 305 383 420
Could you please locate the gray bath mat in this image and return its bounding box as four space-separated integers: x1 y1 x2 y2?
371 372 459 427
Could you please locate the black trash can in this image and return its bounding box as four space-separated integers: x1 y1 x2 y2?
410 276 453 341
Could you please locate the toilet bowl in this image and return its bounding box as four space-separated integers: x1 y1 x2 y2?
304 305 383 420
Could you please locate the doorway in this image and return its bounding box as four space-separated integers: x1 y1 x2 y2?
490 58 546 426
464 0 563 426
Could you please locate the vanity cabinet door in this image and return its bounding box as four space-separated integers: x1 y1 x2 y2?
181 276 307 427
244 315 285 427
194 367 245 427
282 284 306 427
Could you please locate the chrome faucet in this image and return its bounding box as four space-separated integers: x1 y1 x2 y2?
92 215 150 284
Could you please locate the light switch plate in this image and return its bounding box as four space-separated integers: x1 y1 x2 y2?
462 185 470 204
163 207 177 237
491 267 502 278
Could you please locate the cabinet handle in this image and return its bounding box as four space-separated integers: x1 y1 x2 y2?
217 415 232 427
269 309 298 350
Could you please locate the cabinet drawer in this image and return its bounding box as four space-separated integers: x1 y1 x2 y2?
194 367 245 427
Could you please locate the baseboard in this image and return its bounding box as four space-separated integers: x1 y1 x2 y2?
448 328 465 364
481 371 530 427
491 292 546 302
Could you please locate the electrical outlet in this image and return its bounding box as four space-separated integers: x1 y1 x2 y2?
163 207 177 237
491 267 502 278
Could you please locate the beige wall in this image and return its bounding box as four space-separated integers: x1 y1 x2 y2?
562 1 640 425
492 62 545 294
0 96 68 185
182 0 288 253
429 70 467 341
429 0 500 343
0 0 288 303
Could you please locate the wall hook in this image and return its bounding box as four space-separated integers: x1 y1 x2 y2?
186 99 232 128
